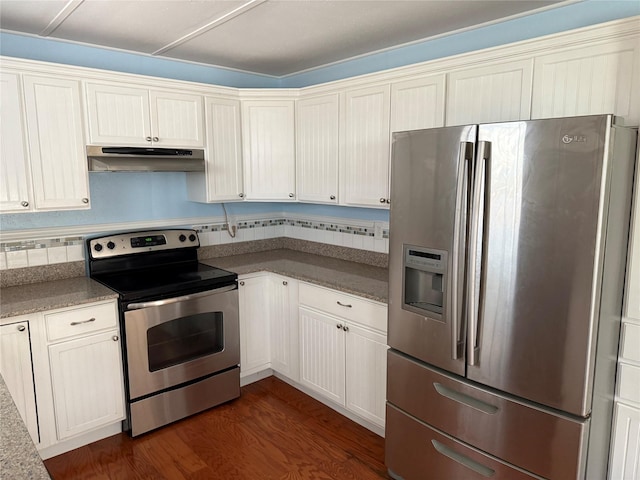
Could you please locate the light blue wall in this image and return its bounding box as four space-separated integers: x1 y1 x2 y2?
1 0 637 232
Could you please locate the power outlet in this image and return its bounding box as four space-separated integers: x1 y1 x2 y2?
374 222 384 239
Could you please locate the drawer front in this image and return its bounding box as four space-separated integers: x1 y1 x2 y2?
299 283 386 332
386 404 540 480
618 363 640 404
387 350 587 480
621 322 640 362
45 301 118 342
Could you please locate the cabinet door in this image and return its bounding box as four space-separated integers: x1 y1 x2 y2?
446 59 533 126
0 321 39 444
23 75 90 210
609 402 640 480
48 330 125 440
238 275 271 376
85 83 151 146
296 93 339 204
203 97 244 201
150 90 204 147
344 322 387 428
0 72 32 213
390 74 446 133
532 39 640 126
298 306 345 405
342 85 391 208
269 276 299 381
242 100 296 201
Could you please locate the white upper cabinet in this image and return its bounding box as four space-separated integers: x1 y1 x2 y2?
23 75 90 211
188 96 244 203
341 85 391 208
241 99 296 201
0 72 32 213
85 83 204 147
390 74 446 133
446 59 533 126
296 93 340 204
531 39 640 126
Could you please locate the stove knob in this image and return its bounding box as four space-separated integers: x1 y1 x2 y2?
188 234 196 242
179 234 186 242
94 243 103 252
107 241 116 250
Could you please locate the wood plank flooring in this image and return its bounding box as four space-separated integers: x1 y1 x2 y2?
44 376 389 480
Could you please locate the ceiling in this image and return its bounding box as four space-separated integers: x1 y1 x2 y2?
0 0 573 77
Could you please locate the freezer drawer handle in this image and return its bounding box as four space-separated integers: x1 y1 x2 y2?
433 383 498 415
431 440 495 478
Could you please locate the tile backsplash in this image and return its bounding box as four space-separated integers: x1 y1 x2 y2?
0 215 389 270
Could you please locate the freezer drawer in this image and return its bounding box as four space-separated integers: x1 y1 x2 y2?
387 350 588 479
386 404 542 480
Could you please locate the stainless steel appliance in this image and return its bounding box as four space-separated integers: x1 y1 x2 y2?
87 229 239 436
87 145 205 171
386 115 638 479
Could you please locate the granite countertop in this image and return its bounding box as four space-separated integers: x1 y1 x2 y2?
0 276 118 319
202 249 389 303
0 376 51 479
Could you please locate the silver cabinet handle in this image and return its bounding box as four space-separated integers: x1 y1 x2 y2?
21 201 29 207
127 284 237 309
239 193 245 198
336 323 343 329
17 325 26 332
330 195 336 200
239 281 245 286
386 198 391 204
70 317 96 326
153 136 159 142
282 281 288 286
146 136 152 141
431 440 495 477
288 193 294 198
343 325 349 332
81 197 89 204
112 335 119 341
337 301 352 308
379 197 386 203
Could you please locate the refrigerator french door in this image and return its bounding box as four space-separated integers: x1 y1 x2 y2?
386 115 637 480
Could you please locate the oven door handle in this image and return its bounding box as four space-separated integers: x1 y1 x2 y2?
126 284 237 310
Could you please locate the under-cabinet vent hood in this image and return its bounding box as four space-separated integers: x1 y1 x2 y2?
87 146 205 172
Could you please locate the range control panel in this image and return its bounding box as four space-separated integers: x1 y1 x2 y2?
88 229 199 259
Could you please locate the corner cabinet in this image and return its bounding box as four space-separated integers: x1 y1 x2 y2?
21 74 90 211
296 93 340 204
241 100 296 201
341 85 391 208
187 96 245 203
85 83 204 147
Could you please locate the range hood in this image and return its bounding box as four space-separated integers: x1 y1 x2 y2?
87 146 205 172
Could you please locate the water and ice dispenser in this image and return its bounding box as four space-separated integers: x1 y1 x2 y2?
402 245 447 319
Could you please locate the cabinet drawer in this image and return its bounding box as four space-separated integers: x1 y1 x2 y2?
45 302 118 342
618 363 640 404
387 350 587 480
621 322 640 362
299 283 387 332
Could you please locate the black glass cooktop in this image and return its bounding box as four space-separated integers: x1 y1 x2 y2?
92 262 237 302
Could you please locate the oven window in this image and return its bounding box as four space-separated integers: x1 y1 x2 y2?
147 312 224 372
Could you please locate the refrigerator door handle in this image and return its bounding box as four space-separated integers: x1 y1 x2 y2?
431 440 496 478
450 142 473 360
467 141 491 367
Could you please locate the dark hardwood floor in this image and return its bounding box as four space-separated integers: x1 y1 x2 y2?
44 376 389 480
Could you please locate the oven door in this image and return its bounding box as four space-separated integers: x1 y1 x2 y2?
123 284 239 400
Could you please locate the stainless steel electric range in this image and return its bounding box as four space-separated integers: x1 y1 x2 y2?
86 228 240 437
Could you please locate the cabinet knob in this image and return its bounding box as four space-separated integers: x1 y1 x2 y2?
17 325 26 332
239 193 245 198
336 323 343 329
21 201 29 207
153 137 159 142
282 280 288 286
343 325 349 332
379 197 386 203
239 281 245 286
112 335 119 342
146 136 152 142
288 193 294 198
330 195 336 200
81 197 89 204
386 199 391 204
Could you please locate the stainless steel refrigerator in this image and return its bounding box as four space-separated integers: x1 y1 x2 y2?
385 115 638 480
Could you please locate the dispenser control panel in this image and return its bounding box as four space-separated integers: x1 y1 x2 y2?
404 246 447 272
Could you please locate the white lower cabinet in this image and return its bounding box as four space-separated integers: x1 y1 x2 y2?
298 282 388 430
0 299 125 458
0 318 39 444
238 274 272 376
269 274 299 381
